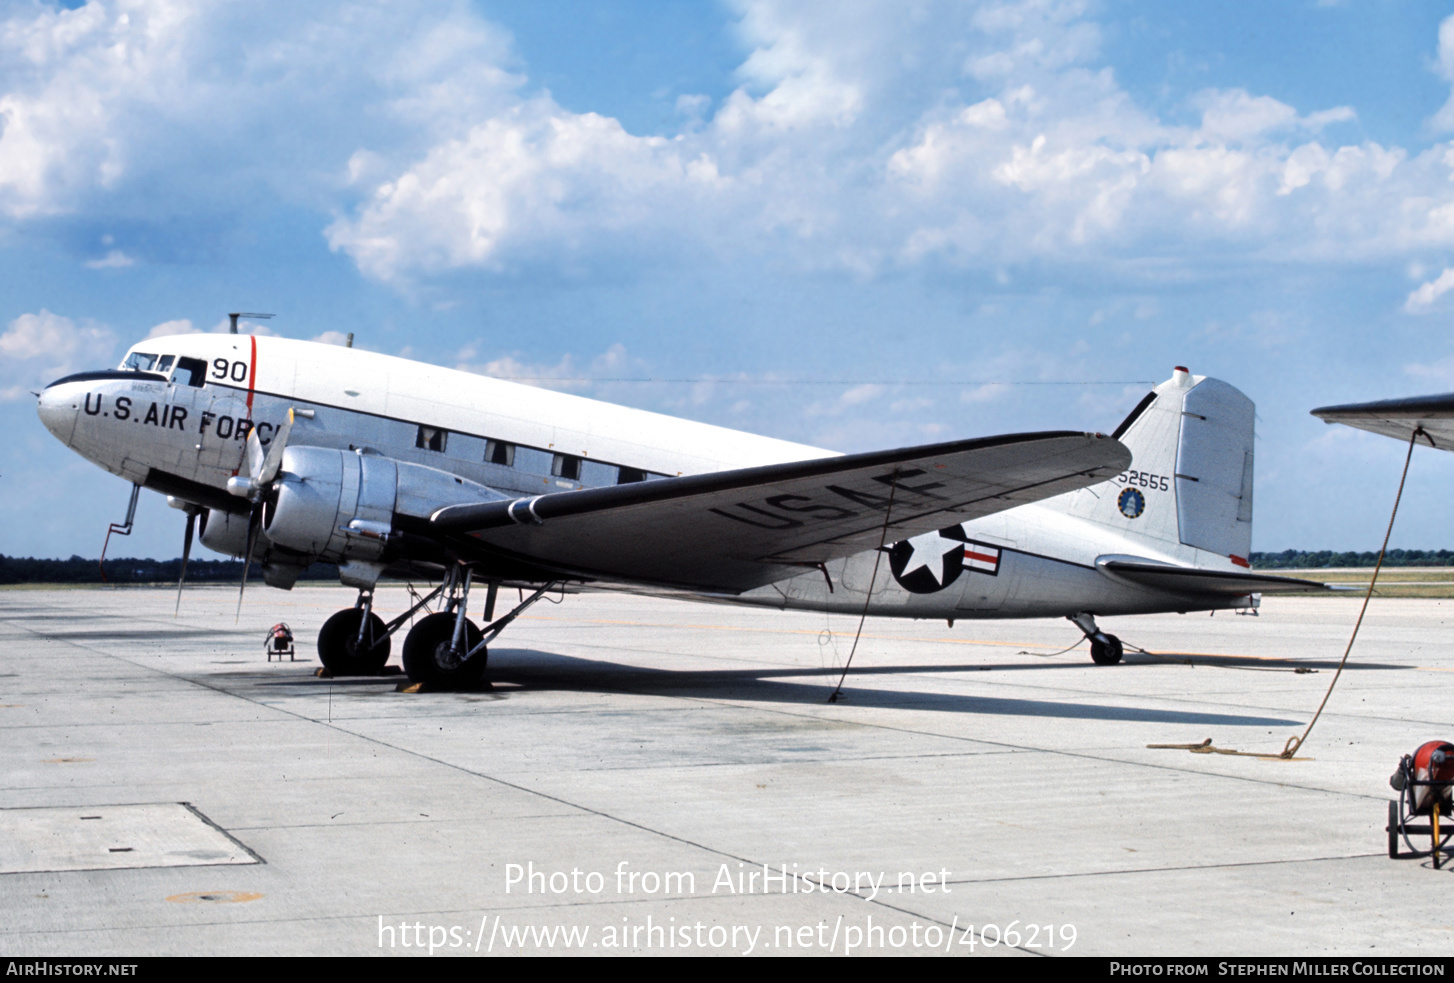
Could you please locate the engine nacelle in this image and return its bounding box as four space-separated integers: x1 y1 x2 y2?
264 446 505 564
198 507 264 558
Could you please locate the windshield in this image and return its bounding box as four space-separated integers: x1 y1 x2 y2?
121 351 159 372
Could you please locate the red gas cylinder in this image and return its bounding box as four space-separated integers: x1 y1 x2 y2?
1411 740 1454 814
268 623 293 652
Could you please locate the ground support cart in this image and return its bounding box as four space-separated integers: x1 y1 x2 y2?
1388 740 1454 866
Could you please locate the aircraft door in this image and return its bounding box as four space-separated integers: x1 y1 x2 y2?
197 393 250 475
156 380 204 473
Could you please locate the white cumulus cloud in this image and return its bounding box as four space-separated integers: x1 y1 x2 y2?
323 0 1448 285
0 0 521 224
1405 268 1454 313
0 310 115 399
7 0 1454 291
1431 14 1454 133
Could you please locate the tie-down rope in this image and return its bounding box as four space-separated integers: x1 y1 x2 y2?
828 472 899 704
1150 427 1423 760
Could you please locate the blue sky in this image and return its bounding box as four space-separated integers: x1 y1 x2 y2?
6 0 1454 560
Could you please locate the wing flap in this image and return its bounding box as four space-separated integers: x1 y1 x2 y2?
432 431 1129 592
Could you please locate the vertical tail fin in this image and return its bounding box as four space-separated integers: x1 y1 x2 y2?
1050 367 1255 565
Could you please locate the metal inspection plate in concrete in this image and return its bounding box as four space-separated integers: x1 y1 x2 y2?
0 803 259 874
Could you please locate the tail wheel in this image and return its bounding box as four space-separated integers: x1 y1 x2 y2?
1090 633 1123 666
402 612 486 688
317 608 391 675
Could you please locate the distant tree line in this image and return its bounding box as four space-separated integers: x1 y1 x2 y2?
1251 550 1454 569
0 554 340 585
5 550 1450 582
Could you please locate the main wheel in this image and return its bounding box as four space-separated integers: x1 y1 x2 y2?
317 608 391 675
1388 799 1400 859
402 612 486 688
1090 633 1123 666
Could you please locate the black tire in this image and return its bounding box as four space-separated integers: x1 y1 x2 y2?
402 612 486 688
1389 799 1400 859
1090 633 1123 666
317 608 391 675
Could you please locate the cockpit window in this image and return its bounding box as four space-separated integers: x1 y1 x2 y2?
122 352 159 372
174 357 208 388
157 355 175 374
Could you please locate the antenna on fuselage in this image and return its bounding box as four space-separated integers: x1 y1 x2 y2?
228 312 274 334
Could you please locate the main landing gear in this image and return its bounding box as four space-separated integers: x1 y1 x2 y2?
316 580 450 676
318 593 390 676
400 566 555 689
1068 612 1123 666
314 567 556 686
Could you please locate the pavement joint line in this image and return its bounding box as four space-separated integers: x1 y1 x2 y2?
937 851 1387 886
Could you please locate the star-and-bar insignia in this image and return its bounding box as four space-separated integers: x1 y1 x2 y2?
963 541 1001 575
888 525 1001 594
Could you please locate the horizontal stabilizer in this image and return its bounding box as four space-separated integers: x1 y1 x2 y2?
1312 393 1454 449
432 431 1130 592
1100 560 1326 596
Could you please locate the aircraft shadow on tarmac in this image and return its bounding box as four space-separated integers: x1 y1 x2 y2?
255 649 1308 727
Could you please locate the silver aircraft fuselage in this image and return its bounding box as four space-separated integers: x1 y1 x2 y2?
37 334 1259 622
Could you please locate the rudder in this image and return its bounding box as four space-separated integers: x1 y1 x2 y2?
1047 367 1255 565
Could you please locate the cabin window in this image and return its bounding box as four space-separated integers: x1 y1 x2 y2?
121 352 159 372
485 440 515 467
617 466 646 484
416 426 447 452
174 357 208 387
551 453 582 481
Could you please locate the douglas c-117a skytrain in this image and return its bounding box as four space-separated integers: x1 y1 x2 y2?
35 330 1322 686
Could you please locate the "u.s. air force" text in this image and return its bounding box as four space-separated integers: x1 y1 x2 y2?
82 393 279 444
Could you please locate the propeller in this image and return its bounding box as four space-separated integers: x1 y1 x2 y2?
174 508 196 617
236 502 264 622
232 409 299 622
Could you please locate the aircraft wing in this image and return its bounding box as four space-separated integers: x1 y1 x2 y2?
1099 560 1327 596
1312 392 1454 449
430 431 1129 593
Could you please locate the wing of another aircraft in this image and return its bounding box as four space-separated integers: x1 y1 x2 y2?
429 431 1130 593
1312 393 1454 449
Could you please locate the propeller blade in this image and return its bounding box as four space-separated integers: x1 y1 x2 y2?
256 408 296 487
174 510 196 617
243 425 266 483
235 504 263 623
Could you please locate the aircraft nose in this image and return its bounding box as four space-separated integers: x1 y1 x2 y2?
37 379 83 446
